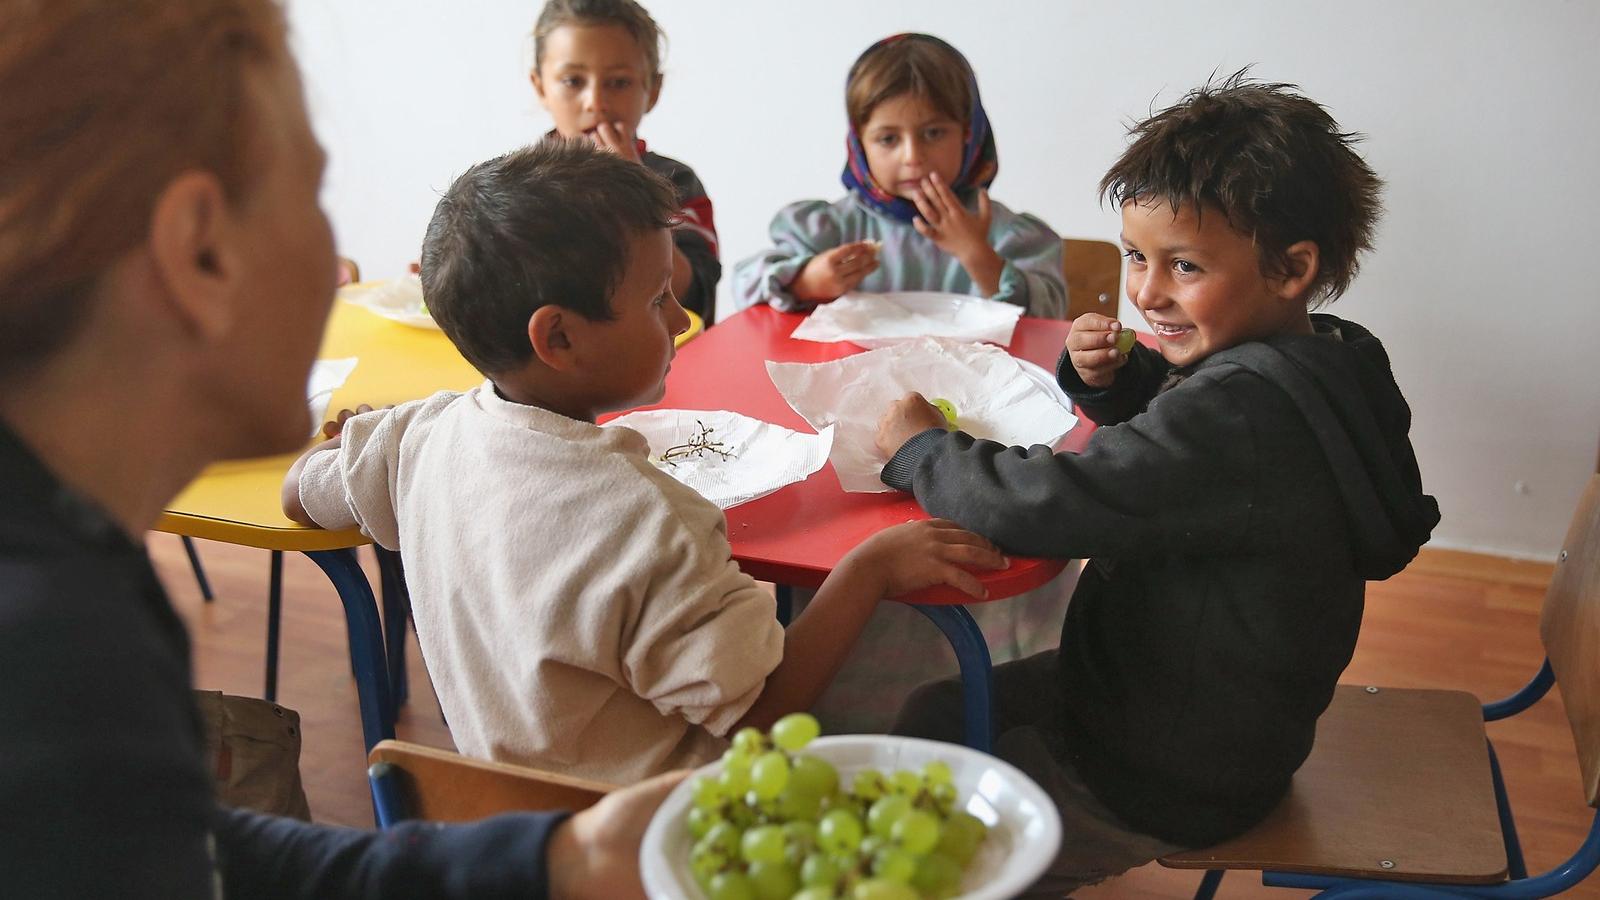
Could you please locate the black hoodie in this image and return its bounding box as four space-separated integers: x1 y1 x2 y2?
881 314 1439 846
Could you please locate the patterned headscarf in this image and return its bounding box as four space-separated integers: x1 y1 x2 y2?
841 34 998 224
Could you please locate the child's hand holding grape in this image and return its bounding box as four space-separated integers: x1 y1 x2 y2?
1066 313 1136 389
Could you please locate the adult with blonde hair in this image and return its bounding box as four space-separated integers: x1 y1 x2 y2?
0 2 677 897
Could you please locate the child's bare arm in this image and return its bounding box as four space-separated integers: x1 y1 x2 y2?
732 520 1005 732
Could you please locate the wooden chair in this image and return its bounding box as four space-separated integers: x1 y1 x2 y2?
1062 238 1122 320
1160 474 1600 897
367 740 615 828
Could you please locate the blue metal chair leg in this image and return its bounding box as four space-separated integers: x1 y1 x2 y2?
1486 738 1528 880
305 548 394 753
1193 868 1224 900
909 604 993 753
182 536 214 602
775 584 793 627
373 547 409 708
368 761 408 829
265 550 283 701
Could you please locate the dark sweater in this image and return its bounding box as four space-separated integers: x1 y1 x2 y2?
0 421 567 899
642 148 721 325
881 315 1439 846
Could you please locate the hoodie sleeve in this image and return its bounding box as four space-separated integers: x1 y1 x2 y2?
881 366 1264 560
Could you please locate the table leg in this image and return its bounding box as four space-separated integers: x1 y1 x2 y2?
305 548 395 753
774 584 793 627
373 547 409 708
265 550 283 701
181 536 214 602
909 604 993 753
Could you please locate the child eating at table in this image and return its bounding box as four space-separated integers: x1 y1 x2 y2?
732 33 1074 733
531 0 721 324
280 139 1004 784
875 72 1441 893
732 33 1066 318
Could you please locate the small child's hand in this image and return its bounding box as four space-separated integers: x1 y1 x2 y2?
790 241 880 303
1068 313 1134 389
591 121 643 164
845 519 1008 601
320 404 378 440
875 392 949 458
910 173 994 262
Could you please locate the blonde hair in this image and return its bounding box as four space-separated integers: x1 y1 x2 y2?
846 36 971 133
0 0 289 378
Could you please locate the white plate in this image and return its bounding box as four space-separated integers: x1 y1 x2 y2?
1013 357 1073 414
340 275 440 330
639 735 1063 900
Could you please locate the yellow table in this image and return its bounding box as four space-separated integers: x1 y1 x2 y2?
155 293 704 751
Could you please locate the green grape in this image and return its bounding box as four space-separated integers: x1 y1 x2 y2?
866 795 911 838
922 760 953 787
935 811 985 865
690 842 730 887
817 809 864 854
778 786 823 821
800 853 841 888
702 821 742 857
732 726 765 758
850 768 888 802
1115 326 1138 355
890 770 922 796
911 852 963 898
871 847 916 884
792 888 838 900
890 809 940 855
707 870 756 900
691 775 726 810
851 878 918 900
687 805 720 839
790 754 840 798
750 750 791 800
746 860 799 900
927 782 957 815
770 712 821 751
741 824 786 865
719 753 752 796
858 834 885 861
784 819 819 848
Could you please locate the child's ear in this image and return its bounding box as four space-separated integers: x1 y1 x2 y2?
645 72 663 114
527 305 575 370
1273 240 1321 302
529 69 547 103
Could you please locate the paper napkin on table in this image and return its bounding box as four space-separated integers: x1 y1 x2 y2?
766 337 1077 493
789 290 1024 348
306 357 358 438
604 409 834 510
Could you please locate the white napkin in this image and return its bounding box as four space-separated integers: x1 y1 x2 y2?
341 274 439 330
789 290 1024 348
604 409 834 510
306 357 358 438
766 337 1077 493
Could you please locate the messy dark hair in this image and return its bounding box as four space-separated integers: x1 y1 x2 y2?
1100 69 1383 305
533 0 663 85
419 137 677 375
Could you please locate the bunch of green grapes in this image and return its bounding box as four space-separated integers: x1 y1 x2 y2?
685 713 990 900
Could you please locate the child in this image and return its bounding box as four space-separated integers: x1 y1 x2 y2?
875 73 1440 894
530 0 721 324
732 34 1075 734
732 33 1066 318
280 139 1004 784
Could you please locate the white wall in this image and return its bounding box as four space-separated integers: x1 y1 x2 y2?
287 0 1600 561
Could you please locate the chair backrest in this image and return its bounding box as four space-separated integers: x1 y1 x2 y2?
1539 473 1600 808
367 739 613 823
1062 238 1122 320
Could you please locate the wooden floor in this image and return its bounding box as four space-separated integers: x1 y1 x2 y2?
150 537 1598 898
